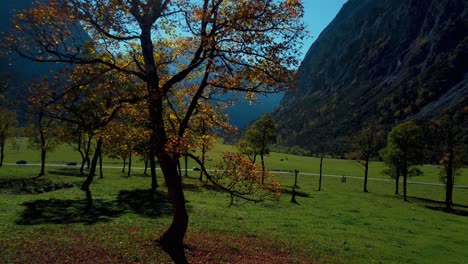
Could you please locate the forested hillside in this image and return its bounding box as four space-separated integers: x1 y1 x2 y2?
274 0 468 153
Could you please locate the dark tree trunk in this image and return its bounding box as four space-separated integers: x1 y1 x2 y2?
76 132 86 176
128 152 132 177
81 138 102 211
99 146 103 179
403 168 408 202
318 156 323 191
290 169 299 204
260 153 265 184
144 160 148 175
122 158 126 173
395 173 400 195
363 159 369 193
37 122 47 177
184 151 188 177
85 134 92 170
199 144 206 182
445 149 454 209
177 159 182 177
149 136 158 199
39 148 46 176
0 141 5 167
158 154 188 264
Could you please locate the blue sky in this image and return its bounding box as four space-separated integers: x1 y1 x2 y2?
300 0 348 59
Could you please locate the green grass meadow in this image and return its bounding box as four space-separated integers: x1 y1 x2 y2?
0 139 467 263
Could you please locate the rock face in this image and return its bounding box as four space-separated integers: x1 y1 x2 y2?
274 0 468 153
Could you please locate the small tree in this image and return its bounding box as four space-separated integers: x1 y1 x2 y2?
0 109 18 166
26 80 61 177
380 121 424 201
239 114 277 183
347 121 384 192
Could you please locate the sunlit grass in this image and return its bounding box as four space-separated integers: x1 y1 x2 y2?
1 139 467 263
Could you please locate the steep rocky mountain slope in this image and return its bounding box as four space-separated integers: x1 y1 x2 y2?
274 0 467 153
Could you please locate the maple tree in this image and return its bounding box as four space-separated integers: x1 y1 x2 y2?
3 1 306 261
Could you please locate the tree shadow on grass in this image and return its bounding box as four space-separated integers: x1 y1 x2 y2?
16 199 124 225
182 181 222 193
425 206 468 217
117 189 173 218
48 167 84 178
409 196 468 217
280 186 310 198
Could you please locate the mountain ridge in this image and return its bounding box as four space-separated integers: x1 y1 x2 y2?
274 0 468 153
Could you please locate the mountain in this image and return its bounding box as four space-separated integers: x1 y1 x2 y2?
274 0 468 153
0 0 64 121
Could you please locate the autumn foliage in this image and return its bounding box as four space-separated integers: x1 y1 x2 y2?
212 152 281 206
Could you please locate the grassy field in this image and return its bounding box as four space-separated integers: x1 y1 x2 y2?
0 140 467 263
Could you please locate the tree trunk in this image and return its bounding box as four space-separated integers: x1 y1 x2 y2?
394 173 400 195
318 156 323 191
184 151 188 177
122 158 126 173
77 132 86 176
0 141 5 167
363 159 369 193
158 153 188 264
81 138 102 211
445 149 454 209
199 144 206 182
39 148 46 177
260 153 265 184
38 125 47 177
128 152 132 177
290 170 299 204
149 136 158 199
85 134 92 170
177 159 182 177
99 147 103 179
403 169 408 202
144 160 148 175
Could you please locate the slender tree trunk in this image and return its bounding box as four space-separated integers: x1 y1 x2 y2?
99 147 103 179
85 135 92 170
290 169 299 203
144 160 148 176
403 169 408 202
445 149 454 209
149 136 158 199
394 173 400 195
122 158 126 173
363 159 369 193
77 132 86 176
318 156 323 191
39 148 46 176
261 153 265 184
0 141 5 167
177 159 182 177
199 144 206 182
184 151 188 177
37 124 47 177
128 152 132 177
81 138 102 211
